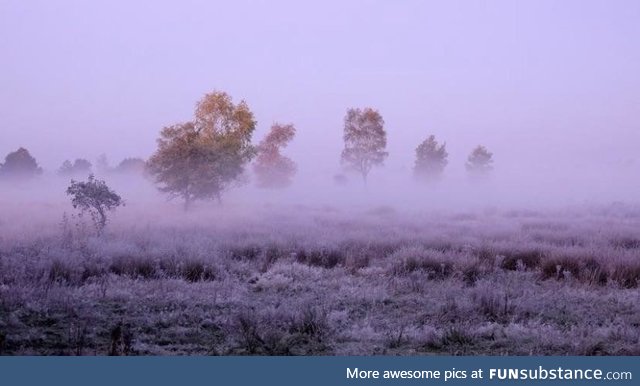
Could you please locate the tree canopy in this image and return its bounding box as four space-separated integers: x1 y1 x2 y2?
58 159 92 177
0 147 42 179
66 175 123 233
466 145 494 177
414 135 448 182
341 108 388 184
254 123 296 189
147 91 257 209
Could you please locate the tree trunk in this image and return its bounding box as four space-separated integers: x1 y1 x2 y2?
97 208 107 235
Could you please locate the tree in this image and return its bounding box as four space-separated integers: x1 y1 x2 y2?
58 159 92 177
114 158 147 175
466 145 493 177
66 175 123 233
0 147 42 179
147 91 257 209
414 135 448 182
253 123 296 189
340 108 388 185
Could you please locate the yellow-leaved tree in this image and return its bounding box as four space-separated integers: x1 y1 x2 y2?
148 91 257 209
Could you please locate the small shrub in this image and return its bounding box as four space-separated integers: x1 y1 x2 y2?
80 261 107 282
47 260 74 284
462 264 481 286
582 258 608 286
181 260 216 282
230 245 261 261
235 313 266 355
391 256 453 279
109 256 156 279
500 250 543 271
260 246 285 273
66 175 123 234
289 308 328 340
296 249 345 269
441 326 474 350
475 247 496 263
539 256 608 286
611 262 640 289
611 237 640 250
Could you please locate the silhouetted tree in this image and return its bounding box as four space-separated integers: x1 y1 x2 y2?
58 159 92 177
66 175 123 234
341 108 388 185
253 123 296 189
147 91 257 209
414 135 448 182
0 147 42 179
466 145 493 177
114 158 147 175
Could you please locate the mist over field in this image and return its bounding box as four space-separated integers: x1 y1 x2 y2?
1 0 639 355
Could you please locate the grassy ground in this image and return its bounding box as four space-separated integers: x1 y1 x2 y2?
1 202 639 355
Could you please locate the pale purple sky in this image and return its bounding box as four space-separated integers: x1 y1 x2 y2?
1 0 639 178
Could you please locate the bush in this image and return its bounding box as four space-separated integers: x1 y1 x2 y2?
230 245 262 261
109 256 156 279
47 260 75 284
296 249 345 269
540 256 608 285
540 257 581 280
611 262 640 289
391 256 453 279
611 237 640 250
181 260 216 282
500 250 543 271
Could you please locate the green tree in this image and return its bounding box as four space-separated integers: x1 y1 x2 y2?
148 91 257 209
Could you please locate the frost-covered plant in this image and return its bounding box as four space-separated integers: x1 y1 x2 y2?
66 174 123 233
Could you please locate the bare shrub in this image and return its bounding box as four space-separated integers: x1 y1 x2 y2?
462 263 482 286
109 256 157 279
499 250 543 271
230 245 262 261
440 326 475 354
296 248 345 269
47 260 75 285
181 260 217 282
472 287 514 323
611 262 640 289
611 237 640 250
391 256 453 279
540 256 582 281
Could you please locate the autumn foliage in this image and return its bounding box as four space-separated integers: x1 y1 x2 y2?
254 123 297 189
147 91 257 209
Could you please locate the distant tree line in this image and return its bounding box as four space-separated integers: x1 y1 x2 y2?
1 89 494 208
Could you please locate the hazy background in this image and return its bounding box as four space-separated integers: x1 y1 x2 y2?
1 0 639 207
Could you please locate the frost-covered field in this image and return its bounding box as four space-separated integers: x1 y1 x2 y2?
1 200 640 355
